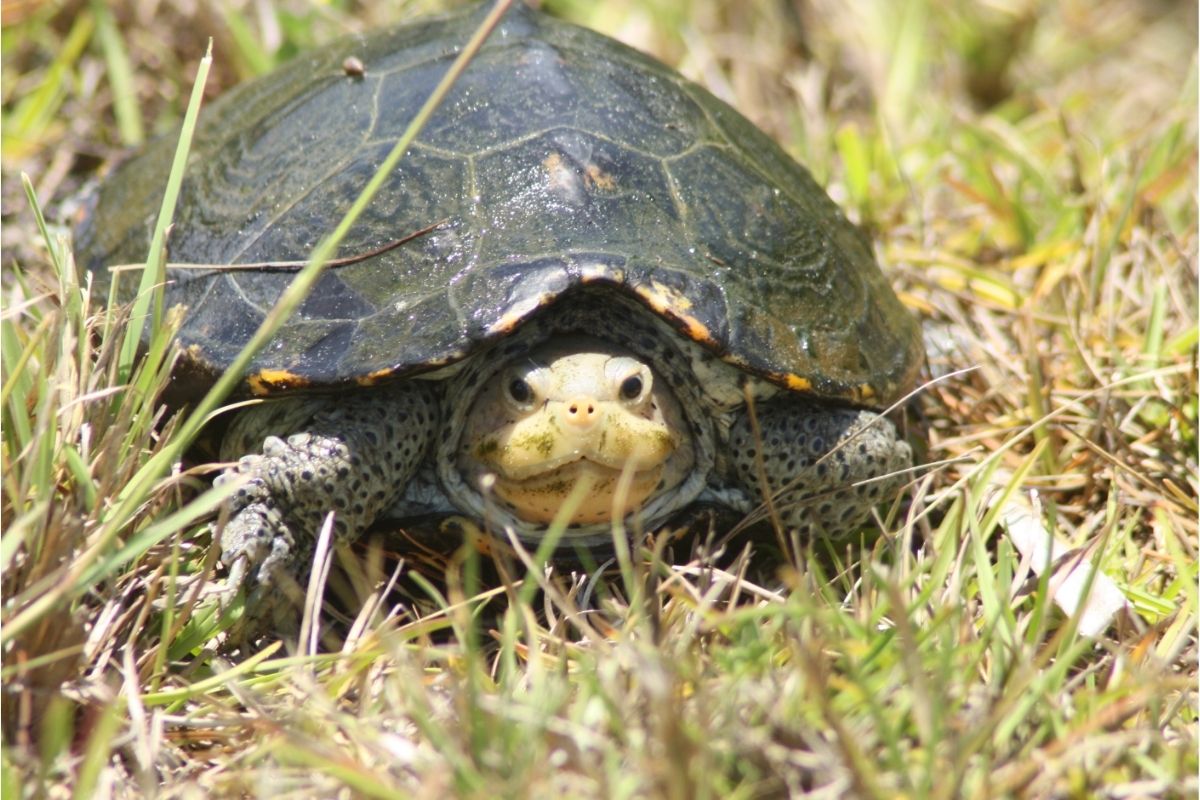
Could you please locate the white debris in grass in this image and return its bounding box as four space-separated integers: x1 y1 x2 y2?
1002 490 1131 637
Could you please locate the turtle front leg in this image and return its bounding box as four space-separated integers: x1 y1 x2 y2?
214 382 438 597
728 401 912 538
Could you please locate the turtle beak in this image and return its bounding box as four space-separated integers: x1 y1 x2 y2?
471 396 675 481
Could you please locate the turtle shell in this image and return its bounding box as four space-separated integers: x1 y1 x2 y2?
75 2 923 405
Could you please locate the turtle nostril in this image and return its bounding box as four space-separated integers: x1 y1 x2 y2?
564 398 599 426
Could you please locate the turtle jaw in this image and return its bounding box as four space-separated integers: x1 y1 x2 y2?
469 399 678 525
490 457 667 525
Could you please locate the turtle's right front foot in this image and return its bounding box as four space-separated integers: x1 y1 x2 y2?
212 427 361 606
210 385 438 612
213 493 295 598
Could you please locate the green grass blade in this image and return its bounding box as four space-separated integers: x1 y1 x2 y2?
91 0 144 146
116 40 213 382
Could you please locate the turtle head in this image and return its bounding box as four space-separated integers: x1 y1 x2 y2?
459 335 693 526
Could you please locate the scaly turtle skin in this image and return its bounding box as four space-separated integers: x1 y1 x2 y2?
75 3 923 598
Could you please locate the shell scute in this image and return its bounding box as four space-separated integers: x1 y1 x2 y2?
76 3 922 406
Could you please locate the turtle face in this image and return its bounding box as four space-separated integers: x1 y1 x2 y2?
459 335 693 525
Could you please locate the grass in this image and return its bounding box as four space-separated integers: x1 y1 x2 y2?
2 0 1196 797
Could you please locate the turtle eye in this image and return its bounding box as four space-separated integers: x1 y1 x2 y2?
508 377 533 405
619 374 644 401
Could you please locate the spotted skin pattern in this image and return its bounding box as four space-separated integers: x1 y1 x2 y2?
728 403 911 537
216 382 438 590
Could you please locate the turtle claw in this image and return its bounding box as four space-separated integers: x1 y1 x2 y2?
218 500 294 587
214 553 249 610
211 500 303 642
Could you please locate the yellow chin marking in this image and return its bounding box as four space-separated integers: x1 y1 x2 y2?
493 460 664 526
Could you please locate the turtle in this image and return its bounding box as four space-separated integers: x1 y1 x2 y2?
75 2 924 600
